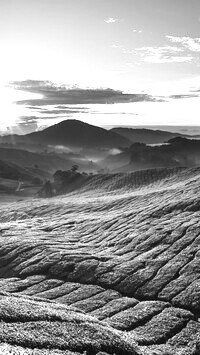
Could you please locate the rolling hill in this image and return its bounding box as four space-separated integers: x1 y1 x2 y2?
0 159 45 198
110 127 190 144
0 147 84 176
101 137 200 173
0 167 199 354
0 159 41 182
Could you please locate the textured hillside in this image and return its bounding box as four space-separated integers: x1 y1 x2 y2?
0 167 200 354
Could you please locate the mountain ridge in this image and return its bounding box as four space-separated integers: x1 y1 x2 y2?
0 120 131 149
110 127 198 144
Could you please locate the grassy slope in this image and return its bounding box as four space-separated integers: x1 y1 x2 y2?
0 167 200 354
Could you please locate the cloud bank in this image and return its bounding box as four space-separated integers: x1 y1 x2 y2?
10 80 157 106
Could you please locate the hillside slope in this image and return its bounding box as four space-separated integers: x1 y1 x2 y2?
110 127 186 144
0 159 42 183
0 168 200 354
103 137 200 173
0 147 80 176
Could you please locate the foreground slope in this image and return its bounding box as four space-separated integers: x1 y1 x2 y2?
0 292 140 355
0 167 200 354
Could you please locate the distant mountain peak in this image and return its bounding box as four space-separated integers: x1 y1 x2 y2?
26 119 131 148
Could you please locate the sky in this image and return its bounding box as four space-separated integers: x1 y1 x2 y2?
0 0 200 134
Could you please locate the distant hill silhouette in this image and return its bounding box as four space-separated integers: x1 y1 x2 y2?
2 120 199 150
103 137 200 172
110 127 188 144
130 137 200 167
168 136 199 146
26 120 131 148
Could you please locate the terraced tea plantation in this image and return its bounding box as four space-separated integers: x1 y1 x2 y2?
0 167 200 355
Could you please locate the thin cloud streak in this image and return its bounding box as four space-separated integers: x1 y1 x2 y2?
169 94 200 99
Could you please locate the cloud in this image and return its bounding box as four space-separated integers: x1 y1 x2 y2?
6 116 39 134
10 80 158 106
135 45 193 64
18 116 38 123
104 17 123 24
137 46 184 53
119 35 200 64
112 44 134 54
104 17 118 23
19 115 69 121
133 29 142 33
170 94 200 99
13 115 74 133
166 36 200 52
190 88 200 93
122 48 134 54
56 105 88 110
112 39 193 63
111 44 122 48
38 109 87 115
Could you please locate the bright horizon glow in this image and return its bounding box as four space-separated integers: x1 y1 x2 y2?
0 0 200 132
